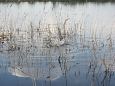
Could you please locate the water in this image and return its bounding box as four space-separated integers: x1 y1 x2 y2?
0 1 115 86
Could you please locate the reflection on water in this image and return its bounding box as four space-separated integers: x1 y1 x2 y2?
0 2 115 86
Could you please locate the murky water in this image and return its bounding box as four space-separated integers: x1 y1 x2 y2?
0 2 115 86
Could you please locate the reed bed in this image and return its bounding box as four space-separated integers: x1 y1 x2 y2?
0 11 115 86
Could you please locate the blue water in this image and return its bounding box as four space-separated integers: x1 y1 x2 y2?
0 2 115 86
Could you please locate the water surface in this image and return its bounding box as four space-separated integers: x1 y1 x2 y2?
0 2 115 86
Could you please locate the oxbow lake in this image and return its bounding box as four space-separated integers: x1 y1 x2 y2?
0 1 115 86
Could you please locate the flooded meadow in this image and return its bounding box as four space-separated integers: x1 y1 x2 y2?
0 1 115 86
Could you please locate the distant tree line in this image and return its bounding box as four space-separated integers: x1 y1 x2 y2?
0 0 114 3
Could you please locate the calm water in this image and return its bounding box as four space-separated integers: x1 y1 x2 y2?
0 2 115 86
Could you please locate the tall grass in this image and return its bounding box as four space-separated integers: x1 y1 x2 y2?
0 4 115 86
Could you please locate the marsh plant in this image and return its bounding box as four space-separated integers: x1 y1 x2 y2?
0 4 115 85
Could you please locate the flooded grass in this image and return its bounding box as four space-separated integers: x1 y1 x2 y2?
0 20 115 86
0 2 115 86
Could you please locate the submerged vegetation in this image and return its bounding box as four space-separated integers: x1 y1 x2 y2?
0 2 115 86
0 17 115 85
